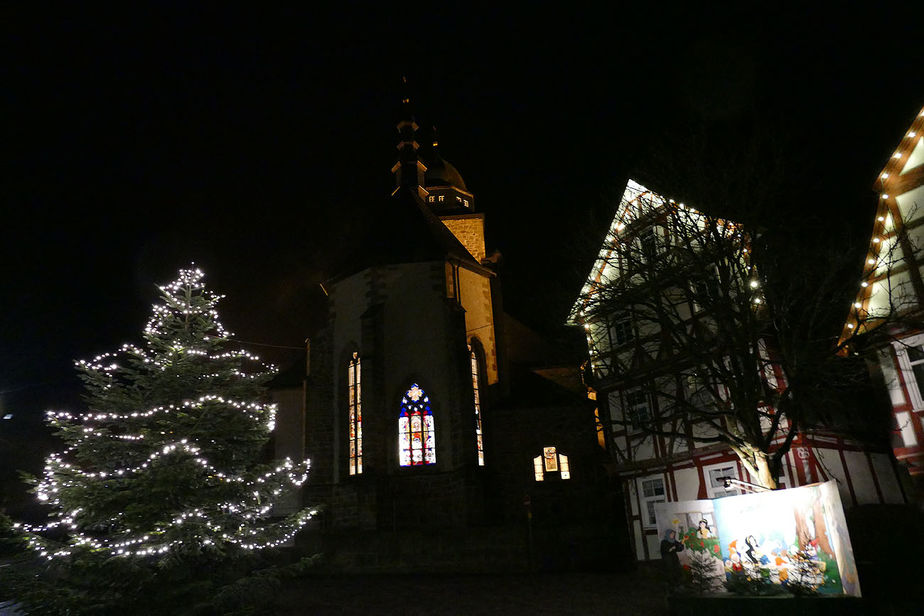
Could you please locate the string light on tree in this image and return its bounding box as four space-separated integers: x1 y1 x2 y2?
17 266 315 562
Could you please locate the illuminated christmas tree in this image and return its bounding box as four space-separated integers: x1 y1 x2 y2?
11 267 314 611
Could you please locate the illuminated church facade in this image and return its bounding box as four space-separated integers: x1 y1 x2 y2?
272 92 615 570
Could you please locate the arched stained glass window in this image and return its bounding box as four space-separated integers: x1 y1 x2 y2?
398 383 435 466
469 344 485 466
348 353 362 475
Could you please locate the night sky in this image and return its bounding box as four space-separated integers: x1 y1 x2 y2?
2 5 922 452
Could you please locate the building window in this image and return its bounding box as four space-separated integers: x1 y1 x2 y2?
533 446 570 481
625 389 651 430
906 345 924 406
428 195 435 203
470 344 485 466
463 199 469 207
639 476 665 527
438 195 445 202
348 353 362 475
638 226 659 264
398 383 436 466
703 462 739 498
609 312 634 347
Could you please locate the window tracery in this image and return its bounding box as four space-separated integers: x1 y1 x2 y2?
348 353 362 475
470 344 485 466
398 383 436 466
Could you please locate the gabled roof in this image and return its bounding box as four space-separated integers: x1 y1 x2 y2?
841 105 924 340
327 186 484 283
568 178 704 324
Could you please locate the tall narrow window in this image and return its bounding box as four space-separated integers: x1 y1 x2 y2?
398 383 436 466
470 344 485 466
348 353 362 475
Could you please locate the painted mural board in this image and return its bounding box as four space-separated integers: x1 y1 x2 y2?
655 480 860 597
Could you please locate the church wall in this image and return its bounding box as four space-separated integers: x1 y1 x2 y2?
316 262 482 531
441 215 486 262
457 265 498 386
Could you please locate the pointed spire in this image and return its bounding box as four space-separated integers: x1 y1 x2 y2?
391 76 426 190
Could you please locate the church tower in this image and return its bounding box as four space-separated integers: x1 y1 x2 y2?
298 82 500 537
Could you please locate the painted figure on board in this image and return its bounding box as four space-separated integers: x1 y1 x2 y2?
660 529 685 583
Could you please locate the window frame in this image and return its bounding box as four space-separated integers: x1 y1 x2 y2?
469 342 485 466
348 352 362 476
702 461 739 498
398 383 436 467
638 475 666 528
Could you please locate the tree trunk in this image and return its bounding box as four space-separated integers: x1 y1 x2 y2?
753 453 778 490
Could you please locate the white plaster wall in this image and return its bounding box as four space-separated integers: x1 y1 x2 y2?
901 137 924 175
813 447 853 505
674 467 700 501
843 450 878 505
869 452 903 503
634 435 655 461
633 520 645 560
878 348 907 407
896 184 924 223
646 533 661 560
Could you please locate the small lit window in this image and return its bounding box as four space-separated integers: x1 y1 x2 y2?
428 195 435 203
463 199 469 207
533 446 570 481
456 195 462 202
438 195 445 202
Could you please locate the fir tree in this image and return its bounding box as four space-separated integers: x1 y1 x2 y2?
8 266 315 613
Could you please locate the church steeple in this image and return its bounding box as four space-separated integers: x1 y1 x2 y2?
391 76 427 192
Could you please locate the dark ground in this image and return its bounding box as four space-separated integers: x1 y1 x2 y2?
274 569 669 615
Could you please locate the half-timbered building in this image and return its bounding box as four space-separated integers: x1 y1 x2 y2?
572 179 905 561
844 105 924 498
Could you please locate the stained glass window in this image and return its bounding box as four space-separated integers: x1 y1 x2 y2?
398 383 436 466
470 344 485 466
533 447 571 481
348 353 362 475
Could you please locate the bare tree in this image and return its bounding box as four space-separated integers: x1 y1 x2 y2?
575 177 912 489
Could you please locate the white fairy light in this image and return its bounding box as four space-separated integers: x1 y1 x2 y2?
17 266 314 562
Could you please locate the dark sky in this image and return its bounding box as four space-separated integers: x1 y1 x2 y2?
2 4 922 431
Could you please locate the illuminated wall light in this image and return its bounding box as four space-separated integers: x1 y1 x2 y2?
867 258 876 265
882 173 889 179
893 153 902 159
873 237 881 243
854 302 862 309
861 282 869 288
878 216 885 222
749 280 759 289
882 194 889 199
910 132 917 138
847 323 855 329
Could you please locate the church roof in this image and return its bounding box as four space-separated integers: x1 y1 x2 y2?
424 153 467 191
327 186 482 283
